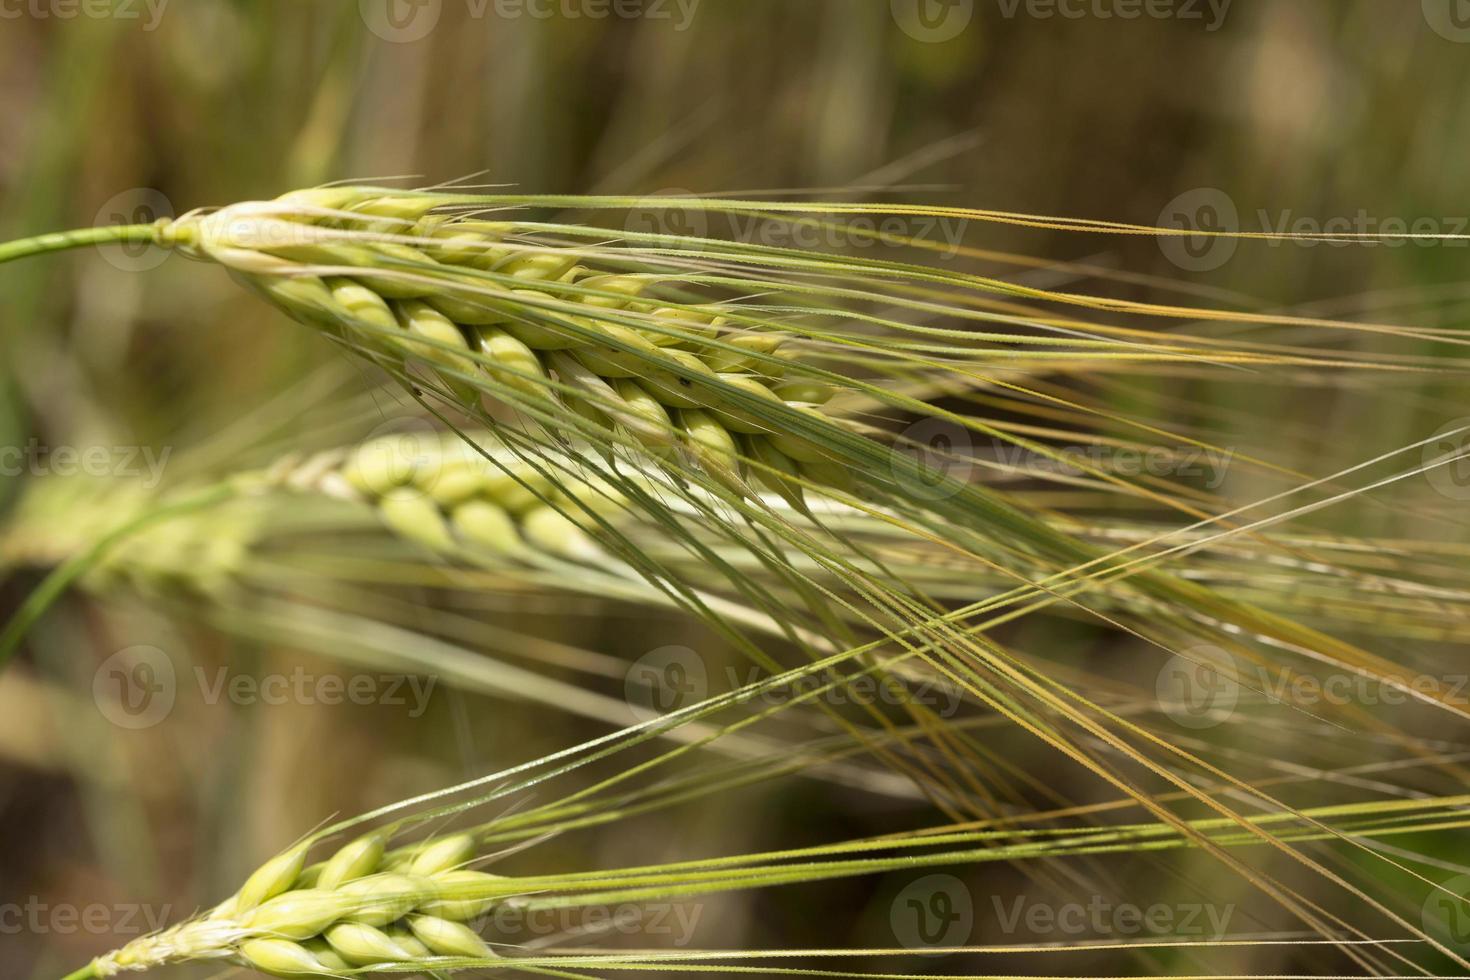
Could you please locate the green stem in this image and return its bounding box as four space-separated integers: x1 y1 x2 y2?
57 963 101 980
0 223 164 265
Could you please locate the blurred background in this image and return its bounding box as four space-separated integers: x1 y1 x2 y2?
3 2 1470 977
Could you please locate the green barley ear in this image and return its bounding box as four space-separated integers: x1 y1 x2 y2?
323 920 417 964
240 889 356 941
147 188 871 502
377 487 457 551
316 832 388 890
408 914 495 958
235 842 311 912
403 833 477 876
238 937 335 977
335 873 426 925
421 869 503 920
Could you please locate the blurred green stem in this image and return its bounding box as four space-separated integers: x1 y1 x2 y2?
58 964 100 980
0 483 237 670
0 223 162 265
